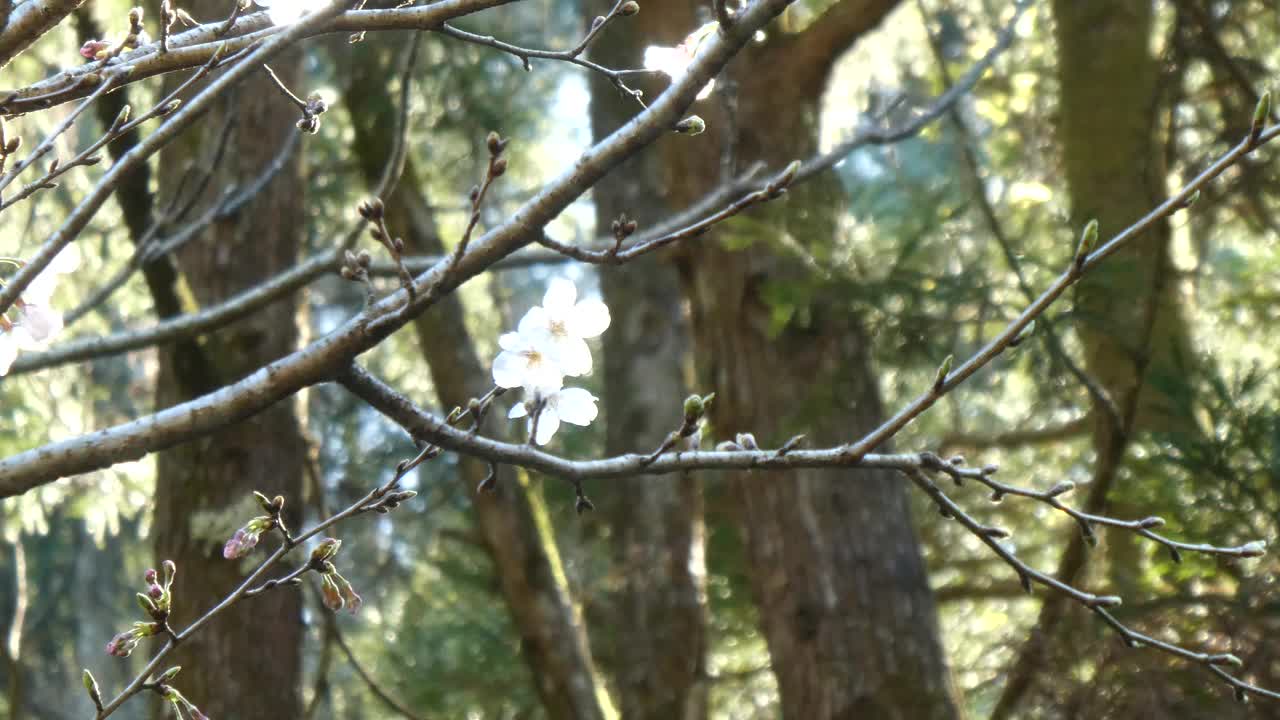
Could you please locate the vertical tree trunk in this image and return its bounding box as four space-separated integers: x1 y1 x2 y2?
642 2 961 717
588 11 710 720
151 23 306 718
342 39 615 720
990 2 1193 716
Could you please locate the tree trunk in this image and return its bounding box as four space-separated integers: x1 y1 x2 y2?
645 1 962 717
588 12 710 720
990 2 1193 716
151 23 306 718
342 38 615 720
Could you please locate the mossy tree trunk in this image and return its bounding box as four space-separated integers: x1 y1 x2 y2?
151 19 307 719
640 1 963 716
589 13 710 720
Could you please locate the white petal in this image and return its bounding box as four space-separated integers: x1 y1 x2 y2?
542 277 577 312
0 335 17 376
492 351 528 388
9 325 43 351
525 361 566 394
553 388 598 426
48 245 81 275
498 331 529 352
20 304 62 343
508 402 529 419
23 272 58 305
643 46 689 78
517 306 550 337
263 0 309 25
567 300 610 339
552 338 593 377
534 409 561 445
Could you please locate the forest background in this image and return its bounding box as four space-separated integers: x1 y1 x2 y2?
1 0 1279 718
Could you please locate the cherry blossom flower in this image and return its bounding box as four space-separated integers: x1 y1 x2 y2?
643 22 719 100
516 277 610 377
255 0 313 26
509 386 599 445
492 328 564 391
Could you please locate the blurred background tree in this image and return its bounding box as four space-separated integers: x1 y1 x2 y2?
1 0 1278 718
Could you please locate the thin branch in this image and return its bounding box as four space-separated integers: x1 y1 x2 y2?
437 0 650 107
0 0 804 494
842 121 1280 461
325 611 429 720
905 466 1274 703
0 0 518 116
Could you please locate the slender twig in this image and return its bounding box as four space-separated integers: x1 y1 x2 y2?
437 0 651 107
905 466 1274 703
537 161 798 264
92 470 418 719
843 120 1280 462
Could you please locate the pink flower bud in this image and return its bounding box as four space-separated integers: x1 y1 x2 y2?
79 40 111 60
144 568 158 584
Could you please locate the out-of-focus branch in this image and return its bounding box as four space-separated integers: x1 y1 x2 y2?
322 608 429 720
0 0 86 70
0 0 515 116
938 415 1091 451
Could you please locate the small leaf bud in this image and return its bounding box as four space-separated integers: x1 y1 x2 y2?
675 115 706 135
620 1 639 15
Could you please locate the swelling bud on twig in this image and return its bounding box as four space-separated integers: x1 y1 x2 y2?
156 666 182 683
83 669 103 709
933 354 953 391
1250 90 1271 143
620 0 640 14
1074 219 1098 270
675 115 706 135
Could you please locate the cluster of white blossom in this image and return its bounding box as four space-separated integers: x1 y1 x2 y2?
0 246 78 376
493 278 609 445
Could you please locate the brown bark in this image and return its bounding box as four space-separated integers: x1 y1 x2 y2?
151 17 306 717
343 40 614 720
642 1 961 717
589 19 710 719
990 1 1193 716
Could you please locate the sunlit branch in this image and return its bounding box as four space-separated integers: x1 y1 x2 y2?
0 0 802 494
0 0 357 316
842 121 1280 461
0 0 516 116
437 0 651 107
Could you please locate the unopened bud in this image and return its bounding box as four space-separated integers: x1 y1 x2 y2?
1250 90 1271 139
620 1 639 15
4 137 19 155
356 249 372 268
156 666 182 683
136 592 158 615
683 394 704 422
1045 481 1075 498
128 7 144 26
311 537 342 564
675 115 706 135
486 131 502 155
1239 540 1267 557
736 432 758 450
491 157 508 177
1074 219 1098 268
